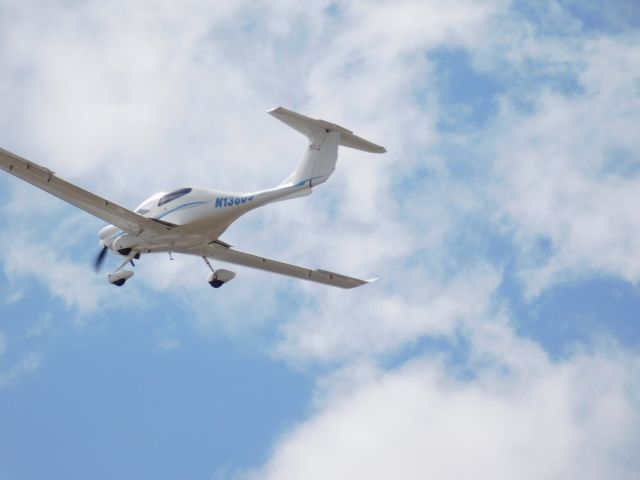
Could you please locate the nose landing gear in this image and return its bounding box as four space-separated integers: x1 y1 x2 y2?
108 270 134 286
107 251 138 287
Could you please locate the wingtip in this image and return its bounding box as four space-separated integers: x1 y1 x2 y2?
365 276 380 284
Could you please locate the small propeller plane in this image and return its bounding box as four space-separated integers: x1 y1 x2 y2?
0 107 385 289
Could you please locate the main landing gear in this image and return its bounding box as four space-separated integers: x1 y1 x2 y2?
105 252 235 289
202 257 236 288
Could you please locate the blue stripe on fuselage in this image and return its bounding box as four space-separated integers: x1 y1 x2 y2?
155 201 210 220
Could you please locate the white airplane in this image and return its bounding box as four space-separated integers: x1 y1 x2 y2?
0 107 385 289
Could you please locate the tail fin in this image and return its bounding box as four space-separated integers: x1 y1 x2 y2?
269 107 386 188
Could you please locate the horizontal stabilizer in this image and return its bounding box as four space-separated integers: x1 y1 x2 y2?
269 107 386 153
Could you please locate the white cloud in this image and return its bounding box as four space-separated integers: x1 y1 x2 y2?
275 266 500 363
487 35 640 296
0 235 109 312
249 340 640 480
0 190 115 313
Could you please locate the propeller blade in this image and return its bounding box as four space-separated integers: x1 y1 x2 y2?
94 246 108 272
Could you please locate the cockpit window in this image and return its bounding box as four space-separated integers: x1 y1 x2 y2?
157 188 192 206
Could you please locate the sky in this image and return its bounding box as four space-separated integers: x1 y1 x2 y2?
0 0 639 478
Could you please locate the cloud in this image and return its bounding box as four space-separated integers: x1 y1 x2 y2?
0 194 113 313
248 339 640 480
486 34 640 296
275 266 500 363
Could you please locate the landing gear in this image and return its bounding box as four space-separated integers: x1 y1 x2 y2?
202 257 236 288
107 251 138 287
108 270 134 286
208 275 225 288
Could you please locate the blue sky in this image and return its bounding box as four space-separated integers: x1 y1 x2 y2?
1 1 639 479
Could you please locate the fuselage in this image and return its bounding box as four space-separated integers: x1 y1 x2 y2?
99 182 310 256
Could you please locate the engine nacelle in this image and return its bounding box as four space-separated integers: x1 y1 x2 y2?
108 270 134 287
112 235 142 255
208 269 236 288
99 225 119 242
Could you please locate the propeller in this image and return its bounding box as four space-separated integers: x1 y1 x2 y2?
93 245 108 272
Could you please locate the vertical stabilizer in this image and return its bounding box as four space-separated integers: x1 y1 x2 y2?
269 107 385 188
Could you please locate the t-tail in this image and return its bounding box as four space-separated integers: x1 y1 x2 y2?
269 107 386 194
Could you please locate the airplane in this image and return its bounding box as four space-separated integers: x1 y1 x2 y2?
0 107 385 289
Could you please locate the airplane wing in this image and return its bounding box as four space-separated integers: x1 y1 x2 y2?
192 242 376 289
0 147 176 238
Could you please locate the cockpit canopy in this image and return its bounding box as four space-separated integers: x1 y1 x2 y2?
158 188 192 206
135 188 193 215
